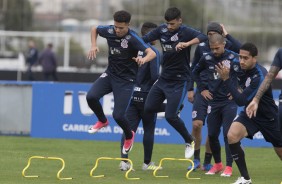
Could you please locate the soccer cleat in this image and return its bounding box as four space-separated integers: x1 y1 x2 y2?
201 163 213 171
119 161 134 171
142 162 162 171
88 120 109 134
220 166 232 177
232 177 252 184
205 162 223 175
187 159 201 171
122 131 135 154
185 141 195 159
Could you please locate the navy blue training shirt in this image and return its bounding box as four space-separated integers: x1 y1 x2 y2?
225 64 278 121
135 44 161 92
191 34 241 91
142 24 207 81
193 49 240 101
271 48 282 99
97 25 149 81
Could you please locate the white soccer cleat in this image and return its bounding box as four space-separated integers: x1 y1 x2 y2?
185 141 195 159
119 161 134 171
232 177 252 184
142 162 162 171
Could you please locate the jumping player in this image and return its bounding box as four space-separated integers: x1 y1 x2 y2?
142 7 207 159
86 10 156 155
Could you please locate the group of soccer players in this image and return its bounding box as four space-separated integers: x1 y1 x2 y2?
86 7 282 184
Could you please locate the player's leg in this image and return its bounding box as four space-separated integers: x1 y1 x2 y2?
220 101 237 177
188 92 209 170
164 80 194 158
144 80 165 113
279 93 282 134
141 109 158 170
205 103 223 175
228 113 253 183
87 73 112 133
112 78 135 153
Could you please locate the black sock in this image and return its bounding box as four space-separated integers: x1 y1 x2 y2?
194 149 200 160
204 152 212 165
229 142 250 180
144 160 150 165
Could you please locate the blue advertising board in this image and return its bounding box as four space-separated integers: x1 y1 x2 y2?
30 82 281 147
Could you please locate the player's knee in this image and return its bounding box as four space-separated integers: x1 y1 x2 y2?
86 92 99 103
208 135 219 144
227 130 240 144
192 120 203 131
144 104 156 113
112 113 125 123
165 115 177 124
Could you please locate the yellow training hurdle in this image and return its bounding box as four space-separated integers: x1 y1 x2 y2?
22 156 72 180
90 157 140 180
153 157 200 180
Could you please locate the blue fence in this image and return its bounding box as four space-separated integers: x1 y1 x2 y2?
30 82 281 147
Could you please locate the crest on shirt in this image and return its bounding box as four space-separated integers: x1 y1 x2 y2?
233 64 239 72
161 28 168 33
222 60 231 69
228 53 235 59
108 28 114 34
192 111 197 119
121 39 128 48
245 77 251 87
205 55 212 60
125 35 131 40
171 33 179 42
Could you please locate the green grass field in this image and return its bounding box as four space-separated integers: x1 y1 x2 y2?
0 136 281 184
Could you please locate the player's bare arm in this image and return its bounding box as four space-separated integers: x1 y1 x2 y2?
253 66 280 102
87 27 99 60
133 47 156 66
175 38 200 51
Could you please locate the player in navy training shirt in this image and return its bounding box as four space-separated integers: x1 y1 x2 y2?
188 22 241 173
216 43 282 184
193 34 239 176
119 22 161 171
142 7 207 159
86 10 156 155
247 48 282 133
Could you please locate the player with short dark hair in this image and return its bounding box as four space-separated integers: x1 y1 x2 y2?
119 22 161 171
215 43 282 184
187 22 241 176
247 48 282 134
193 33 239 176
86 10 156 155
142 7 207 159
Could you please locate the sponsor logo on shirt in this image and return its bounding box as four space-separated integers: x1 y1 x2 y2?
205 55 212 60
125 35 131 40
228 53 235 59
162 44 173 52
161 28 168 33
199 42 206 46
110 47 121 55
100 73 108 78
108 28 114 34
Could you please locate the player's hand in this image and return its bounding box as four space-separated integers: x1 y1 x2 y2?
132 56 146 66
246 99 258 118
87 46 99 60
175 42 189 51
220 24 228 36
215 62 230 81
201 90 213 100
187 90 194 103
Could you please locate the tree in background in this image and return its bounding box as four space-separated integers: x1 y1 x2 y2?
0 0 33 31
